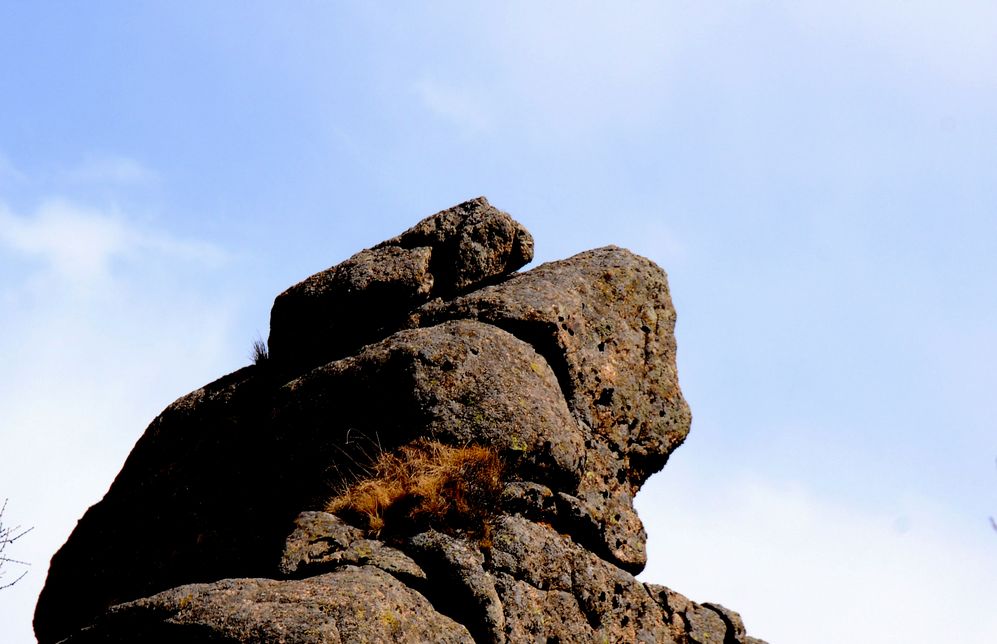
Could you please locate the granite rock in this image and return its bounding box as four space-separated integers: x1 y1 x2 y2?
36 199 764 644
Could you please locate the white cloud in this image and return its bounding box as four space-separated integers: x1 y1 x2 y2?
408 1 997 147
415 78 494 137
0 199 242 643
65 155 158 186
0 200 130 285
787 0 997 90
637 463 997 643
409 3 690 140
0 153 26 185
0 199 227 289
479 2 688 140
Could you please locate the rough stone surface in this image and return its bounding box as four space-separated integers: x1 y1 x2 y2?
410 246 692 570
273 319 585 496
268 196 533 374
280 511 365 575
35 366 291 644
410 245 690 480
646 584 768 644
62 567 473 643
280 512 425 585
36 199 765 644
408 530 506 643
487 515 675 643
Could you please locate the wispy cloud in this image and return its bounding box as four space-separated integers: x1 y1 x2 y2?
414 78 494 137
0 199 227 289
787 0 997 89
637 465 997 643
408 1 997 147
445 2 688 141
0 200 130 285
0 199 240 644
0 153 26 185
65 155 158 186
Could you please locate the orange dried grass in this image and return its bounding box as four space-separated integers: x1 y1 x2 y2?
326 440 503 537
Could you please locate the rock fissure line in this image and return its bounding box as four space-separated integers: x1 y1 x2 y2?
471 317 579 423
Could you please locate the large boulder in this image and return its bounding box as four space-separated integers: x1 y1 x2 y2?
410 245 690 480
408 245 692 570
35 199 764 643
267 196 533 375
62 567 473 643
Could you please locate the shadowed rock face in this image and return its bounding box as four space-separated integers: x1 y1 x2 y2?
35 198 765 644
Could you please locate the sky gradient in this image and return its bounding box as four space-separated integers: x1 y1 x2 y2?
2 3 996 642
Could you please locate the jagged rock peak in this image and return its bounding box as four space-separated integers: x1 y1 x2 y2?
35 199 765 643
267 196 534 375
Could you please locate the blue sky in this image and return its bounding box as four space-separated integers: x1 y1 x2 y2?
1 2 995 642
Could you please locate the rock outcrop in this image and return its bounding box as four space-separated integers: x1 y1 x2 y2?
35 197 765 643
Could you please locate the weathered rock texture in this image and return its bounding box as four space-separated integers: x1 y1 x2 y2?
36 197 765 643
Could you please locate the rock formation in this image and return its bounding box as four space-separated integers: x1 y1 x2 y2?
35 197 766 643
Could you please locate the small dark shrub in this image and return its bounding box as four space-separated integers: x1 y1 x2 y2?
251 336 269 365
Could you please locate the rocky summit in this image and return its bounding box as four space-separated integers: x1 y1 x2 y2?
35 197 766 643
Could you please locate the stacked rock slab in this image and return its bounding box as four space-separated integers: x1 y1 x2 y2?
35 197 766 643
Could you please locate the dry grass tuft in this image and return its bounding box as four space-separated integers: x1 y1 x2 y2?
326 440 503 538
250 336 269 365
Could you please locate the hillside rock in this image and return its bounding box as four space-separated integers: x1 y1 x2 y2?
408 245 691 570
268 196 533 375
35 198 765 643
63 568 473 643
